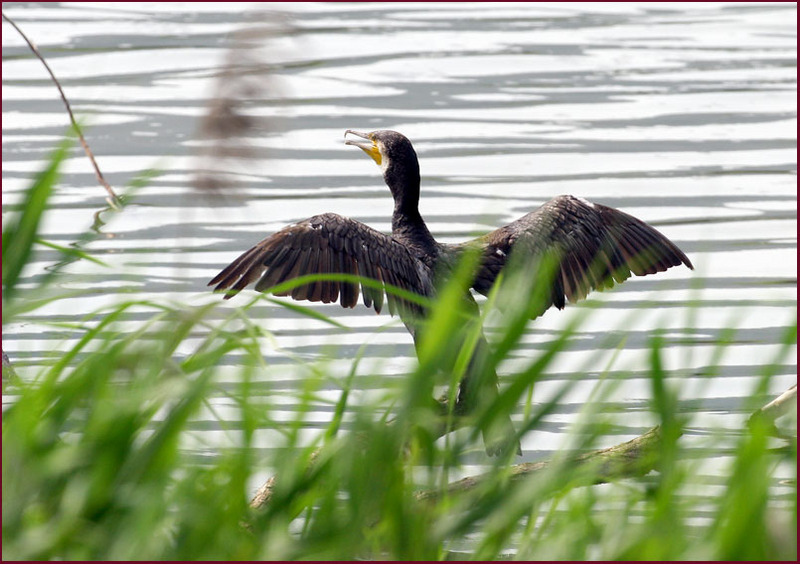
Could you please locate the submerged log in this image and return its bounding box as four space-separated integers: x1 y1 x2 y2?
249 385 797 511
415 425 664 503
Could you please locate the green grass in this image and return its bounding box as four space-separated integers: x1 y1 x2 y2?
2 142 796 560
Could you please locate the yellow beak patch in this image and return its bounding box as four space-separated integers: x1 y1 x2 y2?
360 142 382 166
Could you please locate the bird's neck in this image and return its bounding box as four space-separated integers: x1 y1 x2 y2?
391 194 437 257
385 163 437 254
392 202 423 231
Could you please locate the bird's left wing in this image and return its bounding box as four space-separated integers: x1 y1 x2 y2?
462 195 693 317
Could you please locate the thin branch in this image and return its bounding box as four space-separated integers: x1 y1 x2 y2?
2 11 121 208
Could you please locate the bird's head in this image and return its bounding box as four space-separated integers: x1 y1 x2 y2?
345 129 421 209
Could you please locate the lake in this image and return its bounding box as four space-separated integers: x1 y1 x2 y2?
2 0 796 517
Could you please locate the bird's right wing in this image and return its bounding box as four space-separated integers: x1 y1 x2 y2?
208 213 429 317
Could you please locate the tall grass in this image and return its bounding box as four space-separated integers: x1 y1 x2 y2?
2 143 796 560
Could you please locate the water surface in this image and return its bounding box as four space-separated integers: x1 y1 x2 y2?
2 1 796 505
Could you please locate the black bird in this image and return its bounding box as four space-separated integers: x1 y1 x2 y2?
209 129 693 456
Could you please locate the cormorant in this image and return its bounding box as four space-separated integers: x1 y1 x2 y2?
209 129 693 457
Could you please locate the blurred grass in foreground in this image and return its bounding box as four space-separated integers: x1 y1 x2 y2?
2 141 796 560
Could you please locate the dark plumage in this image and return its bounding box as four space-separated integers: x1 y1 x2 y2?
209 129 693 456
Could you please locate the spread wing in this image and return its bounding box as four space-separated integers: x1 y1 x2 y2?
209 213 430 317
466 195 693 316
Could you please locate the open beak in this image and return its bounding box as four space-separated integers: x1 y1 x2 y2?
344 129 382 166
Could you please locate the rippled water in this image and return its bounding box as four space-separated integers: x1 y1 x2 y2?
2 2 796 500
